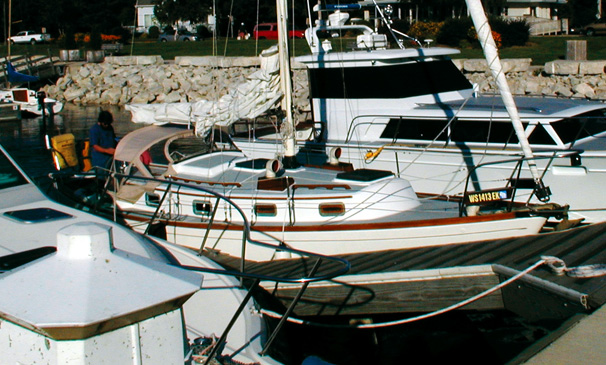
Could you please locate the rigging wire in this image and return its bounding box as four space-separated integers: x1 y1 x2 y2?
223 0 236 56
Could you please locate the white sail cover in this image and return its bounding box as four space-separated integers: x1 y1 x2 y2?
125 46 282 135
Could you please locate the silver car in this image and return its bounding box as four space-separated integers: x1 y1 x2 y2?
582 18 606 36
158 30 198 42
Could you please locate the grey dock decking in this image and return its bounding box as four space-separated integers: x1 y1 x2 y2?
202 222 606 319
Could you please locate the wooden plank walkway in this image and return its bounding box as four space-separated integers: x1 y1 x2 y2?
202 222 606 318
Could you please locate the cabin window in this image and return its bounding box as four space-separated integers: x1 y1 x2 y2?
319 203 345 216
254 204 277 217
145 192 160 207
550 109 606 144
381 118 449 141
4 208 73 223
527 124 556 145
193 200 212 216
450 120 520 144
0 152 28 190
236 158 271 170
380 118 557 145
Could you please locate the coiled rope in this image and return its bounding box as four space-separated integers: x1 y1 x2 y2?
541 256 606 278
260 256 604 329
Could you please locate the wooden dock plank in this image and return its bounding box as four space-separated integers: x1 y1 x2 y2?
202 221 606 317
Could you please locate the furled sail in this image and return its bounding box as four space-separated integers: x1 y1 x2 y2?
6 62 39 83
125 46 282 135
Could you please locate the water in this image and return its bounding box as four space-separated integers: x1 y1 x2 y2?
0 103 564 364
0 103 140 181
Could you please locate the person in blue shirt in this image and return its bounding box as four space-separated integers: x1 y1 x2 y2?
89 110 116 170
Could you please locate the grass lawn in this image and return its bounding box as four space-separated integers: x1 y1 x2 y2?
3 35 606 65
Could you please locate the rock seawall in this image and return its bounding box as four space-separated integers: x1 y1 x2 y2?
42 56 606 112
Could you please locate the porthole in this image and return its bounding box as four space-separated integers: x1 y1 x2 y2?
254 204 277 217
319 203 345 216
193 200 212 216
145 193 160 207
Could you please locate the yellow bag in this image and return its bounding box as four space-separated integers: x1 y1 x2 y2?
51 134 79 170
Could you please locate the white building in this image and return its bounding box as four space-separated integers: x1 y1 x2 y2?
505 0 567 19
135 0 160 33
135 0 215 33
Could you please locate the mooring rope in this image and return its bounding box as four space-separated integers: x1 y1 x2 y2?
260 256 601 329
541 256 606 278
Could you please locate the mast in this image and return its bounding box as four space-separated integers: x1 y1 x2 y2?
7 0 11 88
276 0 298 168
466 0 550 201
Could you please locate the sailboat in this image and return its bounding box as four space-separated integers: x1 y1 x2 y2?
46 1 579 263
230 0 606 225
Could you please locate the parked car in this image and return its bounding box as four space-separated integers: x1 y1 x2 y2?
253 23 305 40
582 18 606 36
8 30 51 44
158 30 199 42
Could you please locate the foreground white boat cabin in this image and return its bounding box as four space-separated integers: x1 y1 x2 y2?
0 143 340 364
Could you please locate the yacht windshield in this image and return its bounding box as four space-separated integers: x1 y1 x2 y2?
550 109 606 145
0 150 28 190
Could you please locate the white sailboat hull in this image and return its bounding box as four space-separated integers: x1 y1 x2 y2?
123 213 546 261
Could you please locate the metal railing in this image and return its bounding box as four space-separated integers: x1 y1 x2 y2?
50 169 351 362
458 149 582 217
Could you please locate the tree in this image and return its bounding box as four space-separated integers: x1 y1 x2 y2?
9 0 134 38
154 0 212 27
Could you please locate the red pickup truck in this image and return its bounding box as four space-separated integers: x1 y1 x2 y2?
253 23 305 40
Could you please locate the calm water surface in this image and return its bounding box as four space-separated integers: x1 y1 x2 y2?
0 103 141 180
0 103 564 364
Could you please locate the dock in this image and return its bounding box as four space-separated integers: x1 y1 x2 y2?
200 222 606 362
202 221 606 321
1 54 63 84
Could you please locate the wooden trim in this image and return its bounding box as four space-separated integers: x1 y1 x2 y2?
125 211 521 232
154 188 353 201
293 183 351 190
167 175 242 187
303 162 355 172
257 176 295 191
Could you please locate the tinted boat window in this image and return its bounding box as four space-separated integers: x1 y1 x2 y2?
551 109 606 144
381 118 521 143
0 152 28 189
450 120 520 144
381 118 557 145
527 124 556 145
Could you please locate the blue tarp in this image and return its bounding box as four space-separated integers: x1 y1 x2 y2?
7 62 39 83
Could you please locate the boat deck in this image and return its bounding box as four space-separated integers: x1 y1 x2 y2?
201 221 606 318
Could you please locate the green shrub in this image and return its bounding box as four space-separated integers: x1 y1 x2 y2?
490 17 529 47
61 28 77 49
437 18 473 47
149 26 160 39
196 25 212 40
89 30 102 50
408 21 443 42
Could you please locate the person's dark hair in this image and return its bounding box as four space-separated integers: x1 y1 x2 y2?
98 110 113 124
